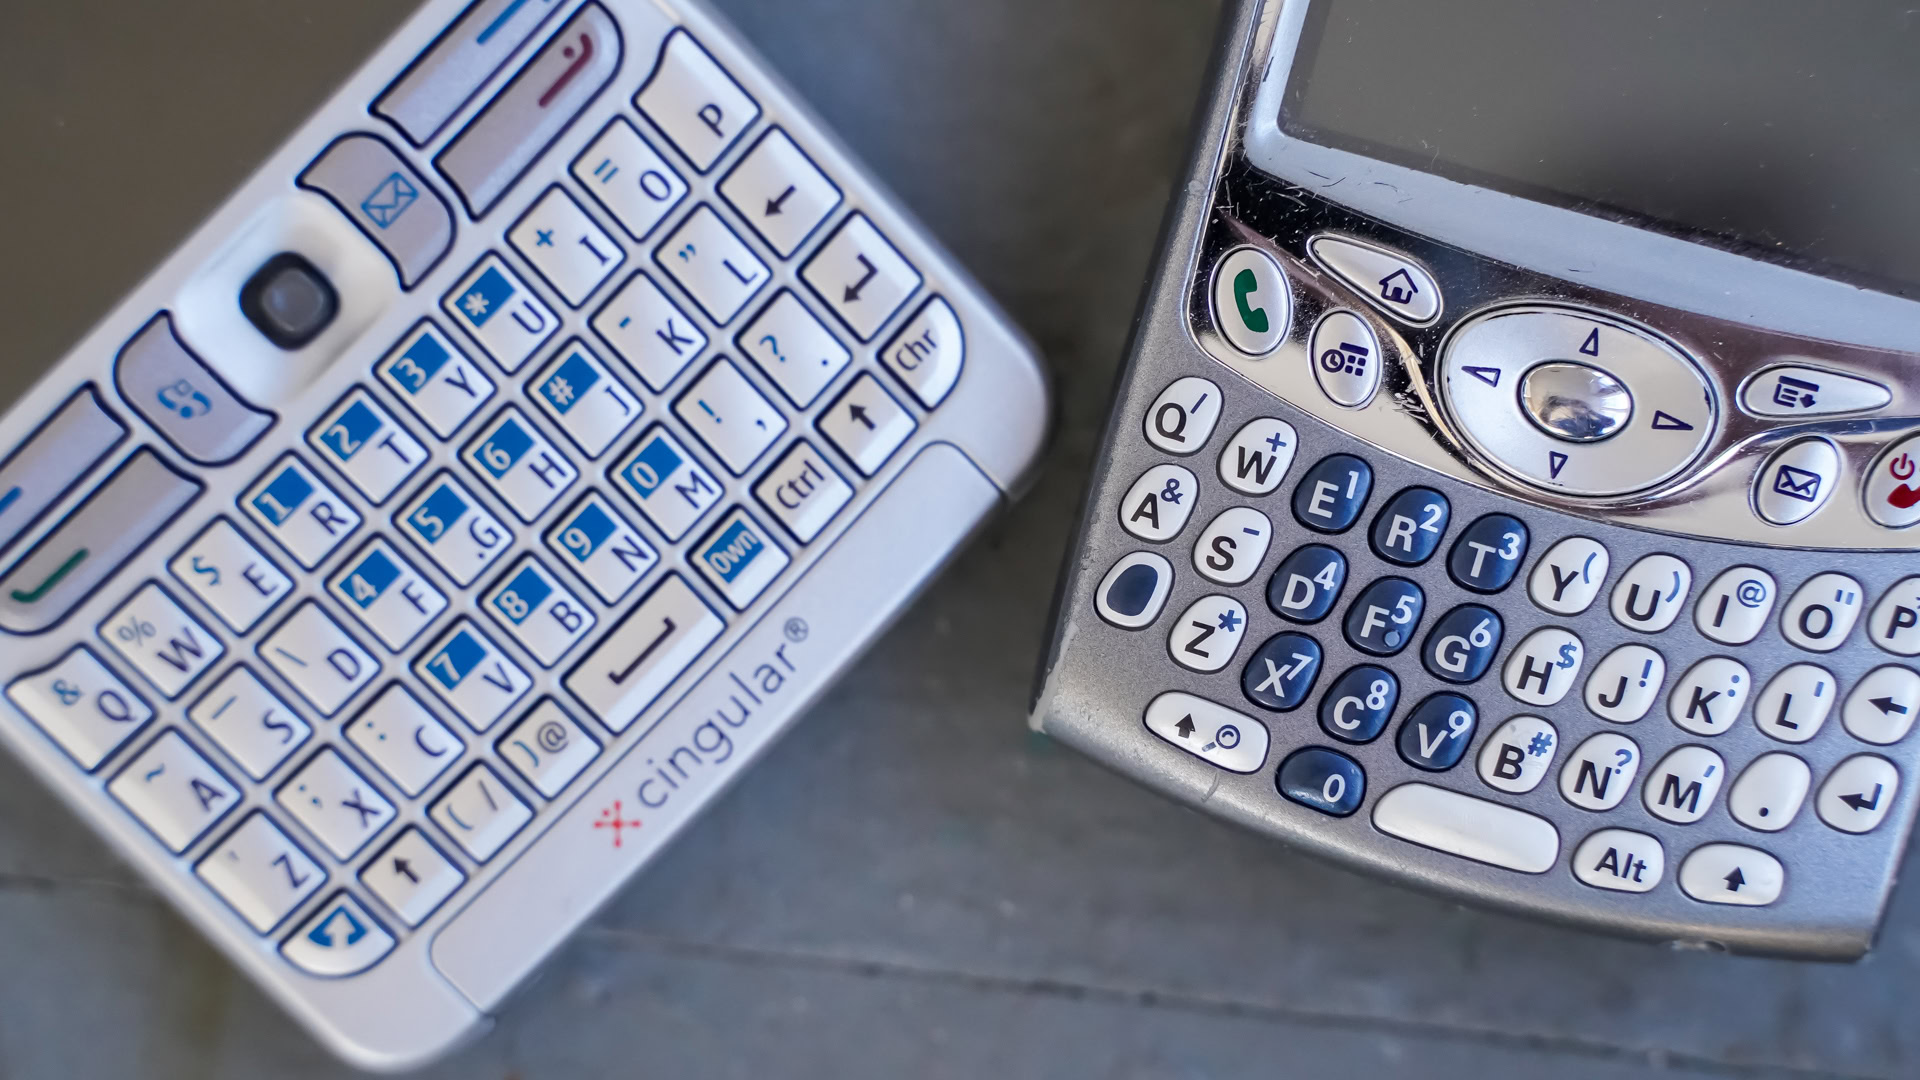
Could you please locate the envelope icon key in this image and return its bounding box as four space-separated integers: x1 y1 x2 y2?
1772 463 1824 503
359 171 419 229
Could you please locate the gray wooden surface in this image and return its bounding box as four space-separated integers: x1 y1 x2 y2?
0 2 1913 1077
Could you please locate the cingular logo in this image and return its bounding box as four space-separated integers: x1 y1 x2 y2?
629 627 803 811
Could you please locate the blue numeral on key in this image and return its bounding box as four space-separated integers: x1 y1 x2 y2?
621 434 683 501
475 419 534 478
389 332 452 393
253 466 314 525
341 549 401 608
322 401 385 461
559 503 617 562
408 483 470 544
427 630 487 689
493 566 552 626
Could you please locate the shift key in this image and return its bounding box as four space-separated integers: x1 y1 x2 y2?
0 450 201 635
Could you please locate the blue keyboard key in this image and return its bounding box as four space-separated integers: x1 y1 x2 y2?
539 350 602 416
1277 747 1365 817
1397 693 1479 772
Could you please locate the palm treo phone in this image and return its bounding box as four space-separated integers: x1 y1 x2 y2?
1034 0 1920 958
0 0 1045 1068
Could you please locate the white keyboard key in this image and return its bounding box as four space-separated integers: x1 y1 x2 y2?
1866 575 1920 655
108 730 239 852
307 389 427 504
486 556 596 666
1728 752 1811 832
416 620 533 733
1643 745 1727 825
1501 627 1583 707
1118 463 1198 543
362 828 465 928
675 359 787 474
1781 571 1865 652
466 408 577 521
258 602 379 717
241 455 362 570
720 127 841 256
590 272 708 392
283 893 394 977
1693 566 1778 645
1142 691 1270 774
656 204 769 324
397 473 513 587
1371 783 1559 874
880 296 965 409
547 492 658 603
1666 656 1751 737
344 684 463 797
187 667 310 781
691 507 790 610
1527 536 1610 615
531 340 642 458
497 700 600 798
1582 643 1665 724
1144 376 1223 456
635 29 760 172
612 424 724 541
753 441 853 544
1817 754 1899 834
1217 418 1298 497
1167 595 1248 674
443 253 557 373
509 186 625 306
196 812 324 933
7 646 153 770
429 762 531 862
1477 715 1558 794
565 573 725 733
277 747 396 860
1571 828 1663 893
168 518 292 634
1752 663 1835 743
802 213 921 341
1557 732 1640 811
739 289 851 408
1192 506 1272 586
101 584 223 699
1679 844 1783 906
1843 665 1920 745
376 321 495 439
818 372 915 476
1609 553 1693 633
572 117 689 241
331 539 447 652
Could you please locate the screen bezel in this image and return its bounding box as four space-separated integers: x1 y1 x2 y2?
1240 0 1920 353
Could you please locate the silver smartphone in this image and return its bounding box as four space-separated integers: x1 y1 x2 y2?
1034 0 1920 959
0 0 1046 1067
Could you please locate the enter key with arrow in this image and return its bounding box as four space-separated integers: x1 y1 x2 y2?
1818 756 1900 833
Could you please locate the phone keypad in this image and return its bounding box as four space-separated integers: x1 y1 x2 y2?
1099 370 1920 923
2 5 976 993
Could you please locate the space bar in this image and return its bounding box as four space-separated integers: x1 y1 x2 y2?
1371 783 1560 874
432 443 1003 1009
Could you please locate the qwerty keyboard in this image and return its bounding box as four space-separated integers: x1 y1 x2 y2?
0 0 1045 1068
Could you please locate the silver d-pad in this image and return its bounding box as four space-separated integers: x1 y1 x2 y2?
1519 360 1633 443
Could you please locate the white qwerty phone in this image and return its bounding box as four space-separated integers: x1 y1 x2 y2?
0 0 1045 1068
1034 0 1920 958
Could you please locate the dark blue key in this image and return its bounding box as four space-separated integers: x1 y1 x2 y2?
1447 513 1530 593
1342 576 1424 656
1277 747 1365 817
1291 454 1373 534
1241 632 1323 712
1421 604 1503 683
1368 487 1450 566
1396 693 1479 771
1266 544 1347 624
1318 664 1398 743
1105 561 1162 618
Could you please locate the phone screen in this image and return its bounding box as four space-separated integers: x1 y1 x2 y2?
1281 0 1920 300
